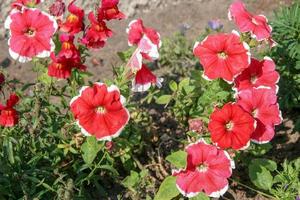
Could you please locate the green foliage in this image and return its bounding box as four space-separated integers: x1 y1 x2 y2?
154 176 180 200
166 150 187 169
271 2 300 110
81 137 103 165
249 159 275 190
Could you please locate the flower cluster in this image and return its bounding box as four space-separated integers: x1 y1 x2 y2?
0 93 19 127
173 0 282 198
126 19 163 92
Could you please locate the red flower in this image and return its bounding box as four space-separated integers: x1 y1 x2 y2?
132 64 163 92
60 0 84 34
4 8 57 63
0 73 5 86
70 83 130 141
208 103 255 150
173 139 234 198
58 34 80 59
97 0 125 21
12 0 43 8
237 88 282 144
0 94 19 127
49 0 65 18
193 31 251 83
234 57 279 92
228 0 272 42
80 12 113 49
48 53 86 79
127 19 161 48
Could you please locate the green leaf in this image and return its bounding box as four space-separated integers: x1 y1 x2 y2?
190 192 210 200
169 80 178 92
154 176 180 200
252 159 277 171
156 95 172 105
81 136 102 165
249 143 272 156
166 150 187 168
122 170 140 191
178 78 190 90
249 162 273 190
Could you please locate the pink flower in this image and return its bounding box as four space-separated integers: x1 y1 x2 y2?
97 0 125 21
208 103 255 150
193 31 250 83
132 64 163 92
173 139 234 198
228 0 273 42
60 0 84 34
188 118 205 134
70 83 130 141
49 0 66 18
4 8 57 63
234 57 279 92
0 94 19 127
237 88 282 144
80 12 113 49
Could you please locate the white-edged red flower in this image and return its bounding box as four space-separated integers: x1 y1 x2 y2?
193 31 251 83
70 83 130 141
0 94 19 127
228 0 273 43
234 57 279 92
80 12 113 49
4 7 57 63
132 64 163 92
173 139 235 198
60 0 84 34
208 103 255 150
237 88 282 144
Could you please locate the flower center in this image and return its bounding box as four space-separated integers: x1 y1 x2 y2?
218 51 228 59
2 110 13 116
96 106 106 114
197 164 208 172
250 75 257 84
225 121 234 131
106 7 118 15
67 14 79 23
25 28 36 37
62 42 72 50
55 63 64 69
95 24 104 31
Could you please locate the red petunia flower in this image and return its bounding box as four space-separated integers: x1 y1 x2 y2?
4 8 57 63
0 94 19 127
193 31 251 83
127 19 161 48
234 57 279 92
60 0 84 34
70 83 130 141
228 0 273 42
208 103 255 150
80 12 113 49
12 0 43 9
97 0 125 21
48 53 86 79
173 139 235 198
132 64 163 92
58 34 80 59
237 88 282 144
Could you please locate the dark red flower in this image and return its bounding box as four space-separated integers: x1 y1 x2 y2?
234 57 279 92
80 12 113 49
60 0 84 34
173 139 234 198
193 31 251 83
70 83 130 141
228 0 273 42
188 118 204 134
0 73 5 86
132 64 163 92
48 53 86 79
0 94 19 127
208 103 255 150
237 88 282 144
5 7 57 63
97 0 125 21
49 0 66 18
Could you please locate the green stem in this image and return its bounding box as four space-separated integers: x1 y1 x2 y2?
229 178 277 199
85 151 108 181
